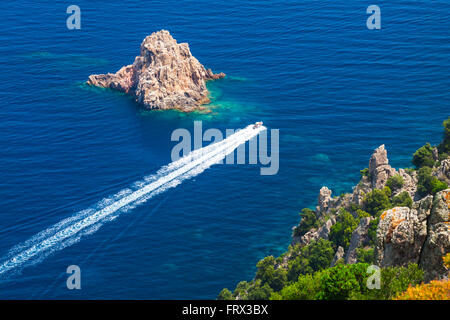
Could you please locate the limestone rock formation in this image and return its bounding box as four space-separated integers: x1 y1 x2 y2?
331 246 345 267
317 186 332 213
369 145 397 189
375 190 449 280
419 189 450 281
345 217 373 264
87 30 225 111
434 159 450 185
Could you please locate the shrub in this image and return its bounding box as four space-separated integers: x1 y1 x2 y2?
360 168 370 178
417 166 448 196
293 208 319 237
356 248 375 264
329 209 360 250
386 174 404 191
255 256 287 292
392 191 413 208
367 217 379 246
351 263 424 300
443 253 450 270
356 209 371 219
412 143 435 169
217 288 234 300
317 263 369 300
438 117 450 154
287 239 334 282
394 280 450 300
363 187 392 216
270 273 322 300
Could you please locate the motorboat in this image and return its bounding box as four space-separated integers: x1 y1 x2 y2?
253 121 263 129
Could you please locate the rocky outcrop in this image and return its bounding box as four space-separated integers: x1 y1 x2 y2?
375 190 449 280
292 143 449 280
434 159 450 185
375 205 429 267
419 189 450 281
345 217 373 264
369 145 397 189
317 187 332 213
331 246 345 267
87 30 225 111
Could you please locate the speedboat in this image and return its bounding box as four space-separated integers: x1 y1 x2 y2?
253 121 263 129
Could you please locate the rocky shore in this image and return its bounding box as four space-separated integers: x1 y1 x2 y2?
219 118 450 300
87 30 225 111
293 144 450 281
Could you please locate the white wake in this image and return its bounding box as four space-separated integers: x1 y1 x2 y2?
0 124 266 277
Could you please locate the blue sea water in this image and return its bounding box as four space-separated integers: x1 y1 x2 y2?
0 1 449 299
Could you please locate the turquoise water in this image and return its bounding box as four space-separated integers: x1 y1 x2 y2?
0 1 449 298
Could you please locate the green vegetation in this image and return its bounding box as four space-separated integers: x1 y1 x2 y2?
417 166 448 196
392 191 413 208
363 187 392 216
386 174 404 192
286 239 334 282
438 117 450 154
356 248 375 264
293 208 318 238
328 209 359 250
412 143 435 169
269 263 424 300
360 168 370 178
219 118 449 301
367 217 379 247
255 256 287 291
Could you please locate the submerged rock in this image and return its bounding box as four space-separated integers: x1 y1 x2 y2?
87 30 225 111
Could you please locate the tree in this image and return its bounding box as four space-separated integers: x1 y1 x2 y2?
255 256 287 291
417 166 448 196
392 191 413 208
217 288 234 300
438 117 450 154
286 240 334 282
386 174 404 191
317 263 369 300
363 187 392 216
293 208 319 237
329 209 360 250
412 143 435 169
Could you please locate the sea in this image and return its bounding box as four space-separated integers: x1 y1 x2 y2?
0 0 448 298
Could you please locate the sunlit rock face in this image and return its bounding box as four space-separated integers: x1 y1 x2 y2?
87 30 225 111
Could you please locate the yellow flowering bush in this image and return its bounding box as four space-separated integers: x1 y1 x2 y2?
394 280 450 300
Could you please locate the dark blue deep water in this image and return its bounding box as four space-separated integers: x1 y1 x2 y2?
0 1 449 298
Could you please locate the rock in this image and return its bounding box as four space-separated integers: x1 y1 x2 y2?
433 159 450 185
87 30 225 111
368 145 397 189
331 246 345 267
299 217 335 246
317 186 332 214
345 217 373 264
397 168 417 198
352 175 372 207
419 189 450 281
375 205 430 268
432 147 440 161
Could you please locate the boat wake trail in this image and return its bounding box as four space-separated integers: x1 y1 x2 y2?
0 125 266 277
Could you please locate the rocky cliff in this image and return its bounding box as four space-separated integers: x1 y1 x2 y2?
87 30 225 111
292 144 450 281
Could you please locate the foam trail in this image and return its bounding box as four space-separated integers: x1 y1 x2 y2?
0 125 265 276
